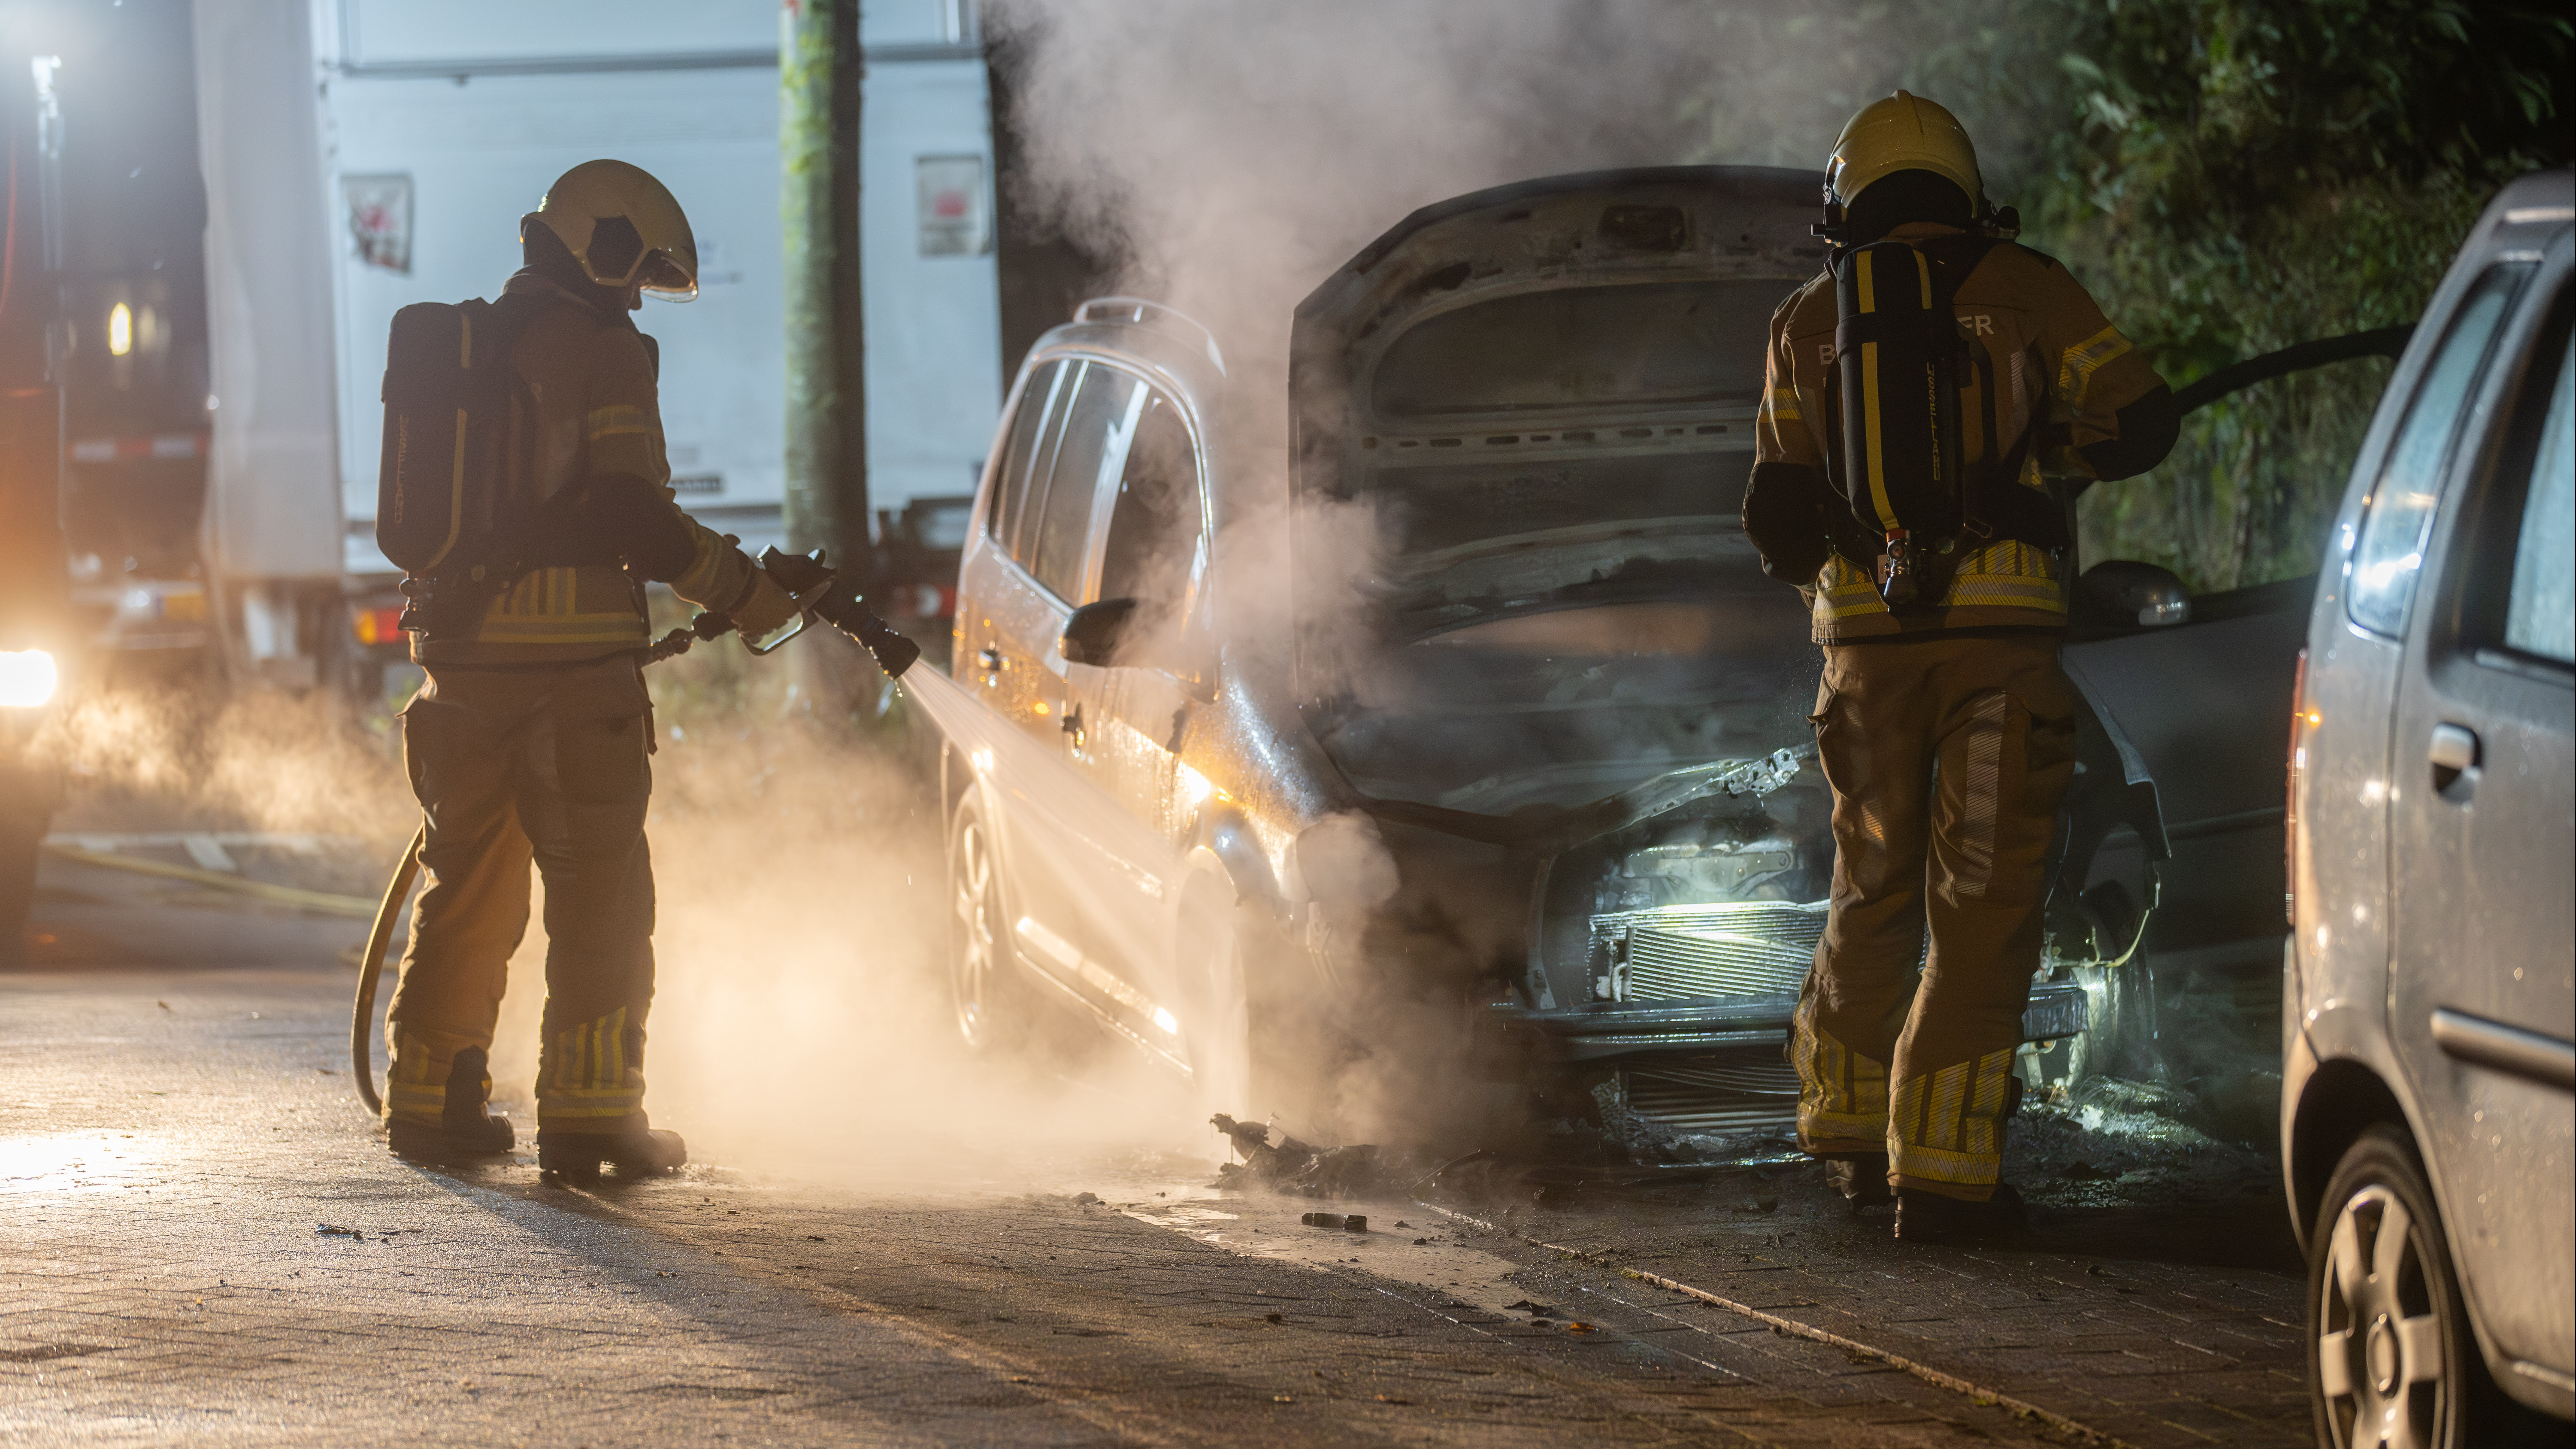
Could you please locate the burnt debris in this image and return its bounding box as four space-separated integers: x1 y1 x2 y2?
1209 1114 1388 1197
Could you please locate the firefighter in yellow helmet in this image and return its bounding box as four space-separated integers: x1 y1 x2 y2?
1742 93 2178 1239
381 160 801 1176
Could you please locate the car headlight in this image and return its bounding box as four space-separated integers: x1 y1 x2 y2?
0 650 58 709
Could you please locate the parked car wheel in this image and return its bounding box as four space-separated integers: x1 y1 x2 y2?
2309 1124 2482 1449
947 799 1027 1054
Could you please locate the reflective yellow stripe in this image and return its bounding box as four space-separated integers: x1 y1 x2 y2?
1766 385 1804 423
669 529 737 606
1813 543 2065 621
539 1007 643 1123
584 403 653 441
1793 995 1891 1149
1889 1049 2016 1187
2056 324 2132 406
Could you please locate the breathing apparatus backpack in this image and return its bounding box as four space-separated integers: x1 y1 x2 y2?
374 291 552 635
1824 234 2055 613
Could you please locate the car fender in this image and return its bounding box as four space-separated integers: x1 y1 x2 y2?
1187 807 1282 911
2285 971 2417 1248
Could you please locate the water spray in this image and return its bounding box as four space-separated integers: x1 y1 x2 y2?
350 549 920 1119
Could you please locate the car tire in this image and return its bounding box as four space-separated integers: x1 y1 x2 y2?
2307 1123 2527 1448
947 798 1031 1055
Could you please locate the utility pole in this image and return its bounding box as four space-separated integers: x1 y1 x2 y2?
781 0 869 619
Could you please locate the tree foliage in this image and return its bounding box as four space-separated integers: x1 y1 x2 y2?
1691 0 2573 590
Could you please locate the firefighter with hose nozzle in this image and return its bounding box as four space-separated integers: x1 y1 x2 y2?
1740 93 2178 1239
357 160 915 1179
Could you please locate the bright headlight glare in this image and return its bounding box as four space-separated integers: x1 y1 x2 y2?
0 650 58 708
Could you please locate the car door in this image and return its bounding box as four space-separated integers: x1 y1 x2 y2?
1065 385 1206 840
2388 244 2575 1378
974 357 1138 740
1057 384 1215 1055
969 357 1075 734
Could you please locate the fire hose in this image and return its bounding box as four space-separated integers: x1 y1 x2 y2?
351 551 920 1116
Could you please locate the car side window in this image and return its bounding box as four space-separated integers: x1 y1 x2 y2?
2503 332 2574 666
1099 390 1201 607
1029 362 1141 602
2348 265 2530 637
989 360 1072 561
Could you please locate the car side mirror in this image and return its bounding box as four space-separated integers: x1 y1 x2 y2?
1060 597 1139 667
2078 560 2192 628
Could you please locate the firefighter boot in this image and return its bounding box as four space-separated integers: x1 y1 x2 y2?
536 1119 687 1182
1892 1183 2027 1243
1825 1155 1895 1209
387 1047 515 1160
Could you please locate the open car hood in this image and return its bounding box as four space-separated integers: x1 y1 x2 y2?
1287 166 1828 825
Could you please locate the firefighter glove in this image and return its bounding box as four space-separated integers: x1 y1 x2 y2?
725 566 801 641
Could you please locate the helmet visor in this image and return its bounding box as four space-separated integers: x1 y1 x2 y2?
639 251 697 302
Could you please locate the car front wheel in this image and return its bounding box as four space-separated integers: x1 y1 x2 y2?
948 800 1023 1053
2309 1124 2481 1449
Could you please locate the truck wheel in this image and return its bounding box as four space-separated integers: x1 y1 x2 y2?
947 799 1029 1054
2307 1124 2491 1448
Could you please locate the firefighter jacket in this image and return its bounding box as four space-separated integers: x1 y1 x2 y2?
412 272 761 665
1748 223 2172 641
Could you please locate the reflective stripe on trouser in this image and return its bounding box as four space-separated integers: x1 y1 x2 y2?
1790 992 1888 1155
385 1031 495 1122
1792 633 2077 1200
384 658 657 1130
1888 1048 2019 1190
538 1006 645 1122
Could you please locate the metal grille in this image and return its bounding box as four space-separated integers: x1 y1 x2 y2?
1604 901 1829 1001
1625 1055 1800 1136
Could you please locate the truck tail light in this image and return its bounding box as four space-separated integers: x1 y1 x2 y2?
353 605 406 647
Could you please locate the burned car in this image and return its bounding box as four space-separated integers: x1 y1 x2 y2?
940 167 2313 1139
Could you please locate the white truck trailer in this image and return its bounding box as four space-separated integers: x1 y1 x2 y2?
197 0 1005 690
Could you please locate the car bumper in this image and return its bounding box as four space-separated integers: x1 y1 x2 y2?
1489 979 2091 1066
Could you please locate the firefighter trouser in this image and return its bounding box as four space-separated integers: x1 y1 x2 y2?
384 657 659 1136
1791 632 2077 1201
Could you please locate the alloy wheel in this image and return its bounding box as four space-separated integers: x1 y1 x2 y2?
2312 1132 2464 1449
950 812 1004 1049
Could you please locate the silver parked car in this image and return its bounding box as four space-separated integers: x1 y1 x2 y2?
2284 168 2574 1445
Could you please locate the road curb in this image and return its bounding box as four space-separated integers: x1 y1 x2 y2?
42 844 380 919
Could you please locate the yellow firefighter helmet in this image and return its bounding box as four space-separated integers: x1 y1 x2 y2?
1825 91 1983 210
524 159 699 301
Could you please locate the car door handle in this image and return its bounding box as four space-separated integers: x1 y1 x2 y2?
2429 723 2479 798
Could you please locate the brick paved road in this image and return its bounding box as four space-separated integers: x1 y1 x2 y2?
1 851 2308 1447
0 858 2083 1447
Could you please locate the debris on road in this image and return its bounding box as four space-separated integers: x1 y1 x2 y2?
1071 1191 1100 1206
314 1224 361 1239
1298 1212 1367 1232
1209 1114 1387 1197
